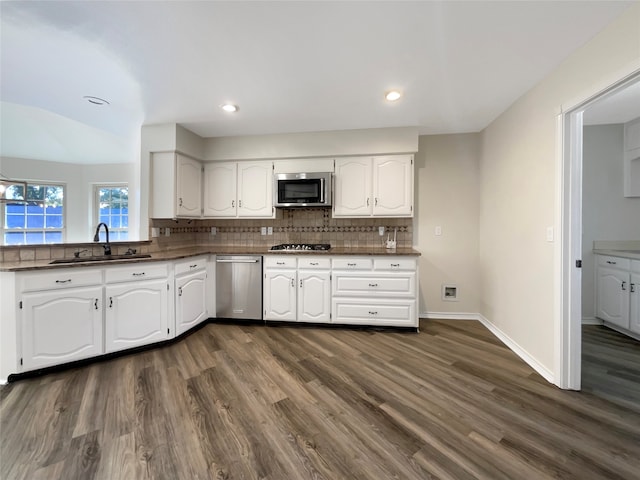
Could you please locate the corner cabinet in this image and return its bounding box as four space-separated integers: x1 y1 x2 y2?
333 155 413 218
203 161 274 218
104 263 171 354
18 269 104 371
151 152 202 218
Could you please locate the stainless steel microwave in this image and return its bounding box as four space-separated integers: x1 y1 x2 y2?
273 172 332 208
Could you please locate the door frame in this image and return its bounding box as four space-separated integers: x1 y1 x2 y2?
555 67 640 390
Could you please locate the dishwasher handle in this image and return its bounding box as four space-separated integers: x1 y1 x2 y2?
216 258 261 263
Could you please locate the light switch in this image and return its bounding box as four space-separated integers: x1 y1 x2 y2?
165 227 170 237
546 226 554 242
261 227 267 235
435 226 442 236
210 226 217 236
379 226 385 236
267 227 273 235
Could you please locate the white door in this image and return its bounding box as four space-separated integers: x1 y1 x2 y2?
373 155 413 216
298 270 331 323
176 154 202 217
203 162 237 217
264 269 296 321
176 270 208 336
238 162 273 217
105 279 169 353
334 157 372 216
630 272 640 334
596 267 630 328
22 286 103 370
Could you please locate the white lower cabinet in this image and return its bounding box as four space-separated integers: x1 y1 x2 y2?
332 256 418 327
105 278 169 353
21 285 103 370
630 262 640 334
175 256 209 336
596 255 640 337
263 256 331 323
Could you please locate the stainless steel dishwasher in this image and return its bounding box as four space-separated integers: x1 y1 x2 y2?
215 255 263 320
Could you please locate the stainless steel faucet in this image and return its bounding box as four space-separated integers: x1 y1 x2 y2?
93 222 112 255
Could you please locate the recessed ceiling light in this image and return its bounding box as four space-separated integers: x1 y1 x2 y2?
221 104 239 113
83 95 110 105
385 90 402 102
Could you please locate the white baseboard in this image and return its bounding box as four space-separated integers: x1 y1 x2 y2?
581 317 602 325
421 311 555 384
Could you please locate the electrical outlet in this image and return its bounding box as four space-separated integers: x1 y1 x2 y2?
210 226 217 236
165 227 171 237
267 227 273 235
435 226 442 236
546 226 554 242
378 226 385 236
151 227 159 238
261 227 267 235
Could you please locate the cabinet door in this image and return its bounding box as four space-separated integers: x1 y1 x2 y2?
105 279 169 353
298 270 331 323
176 154 202 217
264 269 296 321
334 157 372 216
596 267 630 328
203 162 237 217
22 286 103 370
238 162 274 217
630 272 640 334
373 155 413 216
175 270 208 336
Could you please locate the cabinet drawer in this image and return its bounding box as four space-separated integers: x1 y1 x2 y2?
332 298 416 326
19 268 102 292
373 257 416 270
332 257 372 270
175 256 208 276
633 260 640 274
105 262 168 284
332 272 416 297
298 257 331 269
597 255 631 270
264 256 297 269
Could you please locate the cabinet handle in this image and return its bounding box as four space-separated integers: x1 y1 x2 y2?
390 263 400 267
239 199 242 208
347 263 356 267
310 262 319 266
132 272 146 277
631 283 636 293
606 260 617 265
622 281 627 291
178 287 183 296
369 283 378 287
367 198 370 206
276 261 285 265
232 200 235 208
300 279 303 288
291 278 295 288
375 197 378 206
368 311 378 315
189 264 198 269
109 297 113 308
55 279 72 284
179 197 183 207
94 299 99 310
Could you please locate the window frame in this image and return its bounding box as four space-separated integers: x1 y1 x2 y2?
1 181 66 246
93 183 129 242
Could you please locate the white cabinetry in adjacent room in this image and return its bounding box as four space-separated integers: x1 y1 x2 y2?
595 255 640 337
333 155 413 217
18 269 103 371
151 152 202 218
630 260 640 334
104 263 170 354
203 161 274 218
624 117 640 197
174 256 209 336
332 256 418 327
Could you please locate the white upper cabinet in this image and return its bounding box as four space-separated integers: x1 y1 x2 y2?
151 152 203 218
624 117 640 197
203 161 274 218
333 155 413 217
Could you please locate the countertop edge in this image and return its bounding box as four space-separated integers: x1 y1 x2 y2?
593 249 640 261
0 246 421 272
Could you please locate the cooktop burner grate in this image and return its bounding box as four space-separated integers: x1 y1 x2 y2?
270 243 331 251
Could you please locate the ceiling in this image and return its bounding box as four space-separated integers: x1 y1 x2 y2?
0 1 636 164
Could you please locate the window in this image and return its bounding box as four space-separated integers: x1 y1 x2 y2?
2 183 65 245
95 185 128 241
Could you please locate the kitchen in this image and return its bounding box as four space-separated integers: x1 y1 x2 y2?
1 1 640 479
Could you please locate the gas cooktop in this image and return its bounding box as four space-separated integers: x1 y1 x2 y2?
269 243 331 251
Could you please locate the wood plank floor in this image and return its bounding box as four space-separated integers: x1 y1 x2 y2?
2 319 639 479
582 324 640 413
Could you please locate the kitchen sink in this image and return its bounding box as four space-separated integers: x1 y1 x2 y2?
49 254 152 264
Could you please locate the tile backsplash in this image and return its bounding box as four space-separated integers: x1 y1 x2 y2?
0 209 413 262
150 208 413 250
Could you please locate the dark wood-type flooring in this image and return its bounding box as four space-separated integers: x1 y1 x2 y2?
2 319 639 479
582 324 640 413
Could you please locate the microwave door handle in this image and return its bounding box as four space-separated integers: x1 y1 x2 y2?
320 178 325 204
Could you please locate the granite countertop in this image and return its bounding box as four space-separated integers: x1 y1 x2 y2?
0 245 421 272
593 249 640 261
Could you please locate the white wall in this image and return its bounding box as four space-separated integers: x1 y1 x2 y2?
582 124 640 321
414 134 481 317
0 156 137 243
478 4 640 377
